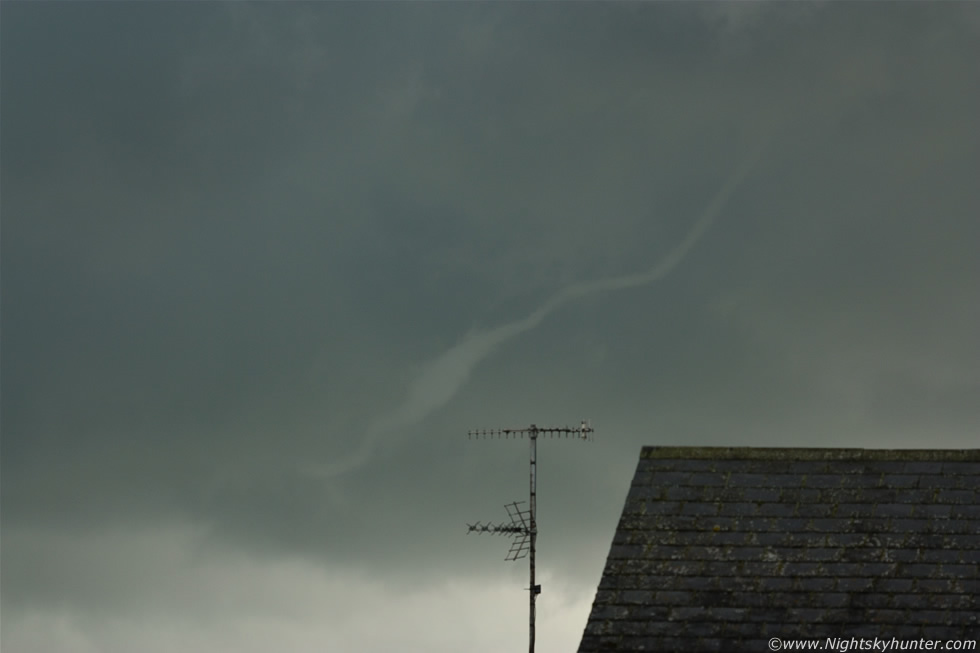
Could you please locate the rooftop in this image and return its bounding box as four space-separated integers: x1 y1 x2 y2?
579 446 980 652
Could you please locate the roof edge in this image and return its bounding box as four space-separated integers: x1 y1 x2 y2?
640 446 980 461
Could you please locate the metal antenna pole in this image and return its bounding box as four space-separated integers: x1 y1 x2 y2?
528 425 539 653
466 420 594 653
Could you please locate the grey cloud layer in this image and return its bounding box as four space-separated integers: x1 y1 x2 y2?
2 4 978 649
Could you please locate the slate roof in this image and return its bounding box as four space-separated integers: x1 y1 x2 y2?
579 447 980 652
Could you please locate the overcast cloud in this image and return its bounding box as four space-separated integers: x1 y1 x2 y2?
2 3 978 652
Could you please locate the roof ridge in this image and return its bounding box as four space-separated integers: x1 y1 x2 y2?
640 446 980 461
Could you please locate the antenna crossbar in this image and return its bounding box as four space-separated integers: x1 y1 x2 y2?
467 421 594 441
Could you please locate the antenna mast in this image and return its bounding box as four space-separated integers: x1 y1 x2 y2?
466 421 594 653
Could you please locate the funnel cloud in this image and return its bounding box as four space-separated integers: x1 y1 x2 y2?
304 136 772 479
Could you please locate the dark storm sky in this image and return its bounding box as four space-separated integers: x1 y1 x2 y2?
2 3 978 651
